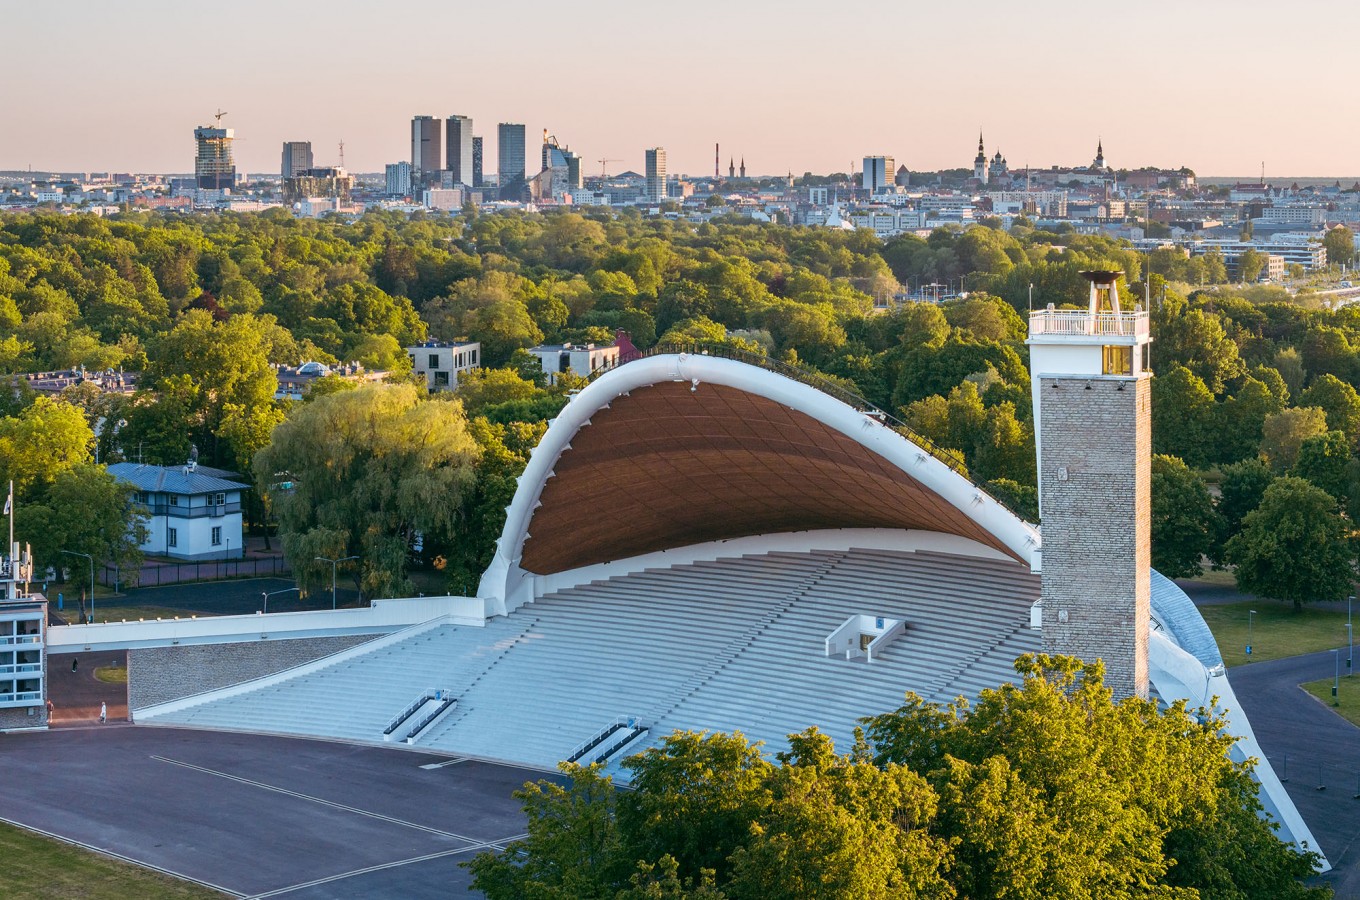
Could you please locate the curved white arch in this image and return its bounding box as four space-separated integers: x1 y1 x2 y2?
478 353 1043 614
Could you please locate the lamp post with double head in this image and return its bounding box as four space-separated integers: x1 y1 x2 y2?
314 555 359 610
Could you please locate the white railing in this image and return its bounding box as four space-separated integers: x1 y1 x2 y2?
1029 309 1149 338
0 635 41 646
0 691 42 703
0 663 42 676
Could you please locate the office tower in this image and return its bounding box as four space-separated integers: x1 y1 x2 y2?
411 115 442 188
862 156 893 192
281 141 313 179
385 161 412 196
541 131 583 192
498 123 526 200
445 115 474 188
472 136 484 188
194 124 235 190
645 148 667 202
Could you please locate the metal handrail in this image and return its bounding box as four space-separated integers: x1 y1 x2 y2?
588 343 1023 516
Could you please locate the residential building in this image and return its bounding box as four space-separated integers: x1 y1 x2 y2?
385 161 412 196
645 148 667 202
498 123 527 200
411 115 442 188
281 141 313 178
422 188 464 211
445 115 475 187
862 156 893 192
407 339 481 391
1258 206 1327 227
527 342 620 384
1187 236 1326 270
0 543 45 730
110 460 249 561
273 361 386 401
282 167 352 203
194 125 235 190
472 136 484 188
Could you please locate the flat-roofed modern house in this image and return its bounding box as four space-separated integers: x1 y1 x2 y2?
108 460 249 560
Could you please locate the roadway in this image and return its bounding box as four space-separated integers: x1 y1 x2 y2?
0 727 549 898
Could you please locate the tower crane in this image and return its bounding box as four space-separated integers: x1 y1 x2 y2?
213 109 228 124
598 158 622 178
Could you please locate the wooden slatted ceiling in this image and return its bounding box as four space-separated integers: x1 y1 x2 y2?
519 381 1017 574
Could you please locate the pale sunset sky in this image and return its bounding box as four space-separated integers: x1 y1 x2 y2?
2 0 1357 177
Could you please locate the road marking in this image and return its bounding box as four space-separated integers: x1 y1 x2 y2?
419 757 468 769
243 833 530 899
0 812 245 898
151 755 481 842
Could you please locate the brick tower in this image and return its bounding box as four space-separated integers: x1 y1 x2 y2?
1028 271 1152 698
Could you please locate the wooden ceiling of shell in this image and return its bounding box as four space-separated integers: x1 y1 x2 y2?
518 381 1019 574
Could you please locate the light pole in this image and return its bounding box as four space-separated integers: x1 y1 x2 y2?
60 550 94 623
315 555 359 610
261 586 299 614
1333 649 1341 700
1247 609 1256 657
1347 623 1353 675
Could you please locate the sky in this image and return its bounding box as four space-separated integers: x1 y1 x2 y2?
3 0 1358 178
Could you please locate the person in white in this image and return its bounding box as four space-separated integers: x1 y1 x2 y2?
99 701 107 724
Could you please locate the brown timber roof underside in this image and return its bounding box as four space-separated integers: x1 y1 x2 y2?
518 381 1015 574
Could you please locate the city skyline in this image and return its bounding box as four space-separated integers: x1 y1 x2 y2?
2 0 1359 177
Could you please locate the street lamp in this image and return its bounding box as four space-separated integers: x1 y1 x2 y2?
60 550 94 623
261 586 299 614
1333 649 1341 700
1247 610 1256 657
1347 622 1353 674
314 555 359 610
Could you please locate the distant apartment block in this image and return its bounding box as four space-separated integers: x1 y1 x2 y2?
528 342 620 385
408 340 480 390
446 115 475 188
411 115 442 188
862 156 894 192
422 188 464 211
385 161 412 196
645 148 667 202
281 141 313 178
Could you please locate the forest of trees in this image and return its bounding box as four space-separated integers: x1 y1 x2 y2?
0 208 1356 605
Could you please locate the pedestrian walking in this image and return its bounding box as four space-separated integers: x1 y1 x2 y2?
99 701 107 724
71 658 78 673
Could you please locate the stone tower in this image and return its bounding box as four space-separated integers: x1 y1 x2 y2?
1027 271 1151 698
973 131 989 184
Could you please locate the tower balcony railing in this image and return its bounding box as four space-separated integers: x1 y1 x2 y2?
1028 308 1149 339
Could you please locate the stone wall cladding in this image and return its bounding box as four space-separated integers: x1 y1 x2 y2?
0 704 45 730
1039 375 1151 698
128 635 376 711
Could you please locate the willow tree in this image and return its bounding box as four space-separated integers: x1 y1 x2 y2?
255 382 480 601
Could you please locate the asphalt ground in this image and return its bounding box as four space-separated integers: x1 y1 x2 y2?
0 727 550 899
73 578 360 619
1227 651 1360 898
48 650 129 725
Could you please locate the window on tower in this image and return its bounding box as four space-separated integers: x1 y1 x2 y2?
1102 345 1133 376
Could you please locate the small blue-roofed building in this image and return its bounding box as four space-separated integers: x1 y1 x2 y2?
108 458 250 560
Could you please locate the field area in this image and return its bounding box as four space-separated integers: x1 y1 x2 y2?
0 821 223 899
1197 600 1355 667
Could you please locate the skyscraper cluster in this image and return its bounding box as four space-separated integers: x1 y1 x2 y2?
402 115 532 201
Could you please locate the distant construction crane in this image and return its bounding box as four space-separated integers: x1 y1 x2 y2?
213 108 228 124
597 158 622 178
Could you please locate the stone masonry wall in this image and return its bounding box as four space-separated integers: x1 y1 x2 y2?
128 634 375 712
1038 375 1151 698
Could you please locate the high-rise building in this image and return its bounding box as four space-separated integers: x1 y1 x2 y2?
498 123 526 200
281 141 313 179
645 148 667 202
385 161 412 197
411 116 442 188
445 115 475 188
194 125 236 191
472 136 484 188
862 156 893 192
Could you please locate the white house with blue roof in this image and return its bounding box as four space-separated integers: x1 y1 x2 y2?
108 459 249 560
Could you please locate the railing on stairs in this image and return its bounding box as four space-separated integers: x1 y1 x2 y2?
383 688 453 741
567 715 647 765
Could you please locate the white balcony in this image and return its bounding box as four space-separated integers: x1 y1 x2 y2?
1028 308 1149 339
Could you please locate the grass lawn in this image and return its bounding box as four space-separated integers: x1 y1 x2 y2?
1179 568 1238 588
1198 601 1355 667
94 665 128 684
1301 676 1360 729
0 821 224 899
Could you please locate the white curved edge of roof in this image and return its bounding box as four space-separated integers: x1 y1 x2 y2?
478 353 1042 615
1149 571 1224 669
1149 630 1329 872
